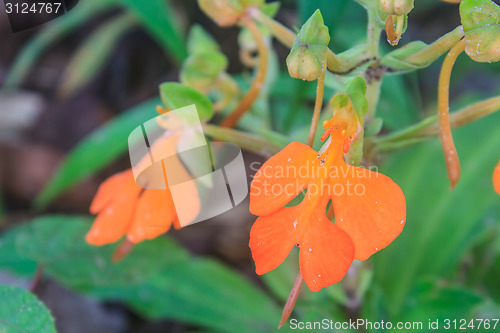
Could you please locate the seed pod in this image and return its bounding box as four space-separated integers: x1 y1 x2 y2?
379 0 414 15
286 10 330 81
460 0 500 62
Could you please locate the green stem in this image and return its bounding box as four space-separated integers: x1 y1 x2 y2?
250 8 368 74
404 26 464 66
365 77 383 119
363 5 383 120
374 95 500 151
366 4 382 56
203 124 283 156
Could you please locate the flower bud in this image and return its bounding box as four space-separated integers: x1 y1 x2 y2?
197 0 264 27
286 10 330 81
180 52 228 93
197 0 244 26
379 0 414 15
460 0 500 62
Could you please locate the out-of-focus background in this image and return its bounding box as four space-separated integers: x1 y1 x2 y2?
1 0 500 332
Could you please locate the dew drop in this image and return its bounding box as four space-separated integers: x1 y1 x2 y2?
293 220 298 229
309 248 312 252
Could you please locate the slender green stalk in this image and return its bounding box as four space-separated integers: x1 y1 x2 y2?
364 5 383 119
404 26 464 66
203 124 282 156
366 4 382 57
250 8 368 74
374 95 500 152
307 66 327 147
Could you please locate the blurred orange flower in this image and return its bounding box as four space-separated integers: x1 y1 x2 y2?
86 134 199 246
494 161 500 195
249 117 406 292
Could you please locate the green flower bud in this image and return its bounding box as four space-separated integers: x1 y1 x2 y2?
379 0 414 15
286 10 330 81
180 52 228 93
460 0 500 62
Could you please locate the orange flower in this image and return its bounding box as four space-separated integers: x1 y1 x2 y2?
86 134 200 246
249 115 406 292
494 161 500 195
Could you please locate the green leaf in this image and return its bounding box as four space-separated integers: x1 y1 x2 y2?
0 224 37 276
397 280 483 328
1 0 115 91
6 215 281 333
159 83 214 121
118 0 187 62
15 216 188 291
260 2 280 17
34 98 159 209
374 111 500 315
125 260 279 333
58 14 136 98
460 0 500 62
0 285 57 333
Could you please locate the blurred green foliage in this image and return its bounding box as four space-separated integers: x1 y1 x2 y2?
1 0 500 332
0 285 57 333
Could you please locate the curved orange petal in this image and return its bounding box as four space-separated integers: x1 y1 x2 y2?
90 169 135 214
249 205 302 275
86 171 142 245
332 165 406 261
494 161 500 194
127 188 177 243
299 210 354 292
250 142 317 216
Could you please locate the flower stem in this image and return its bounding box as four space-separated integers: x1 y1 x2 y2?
374 95 500 151
29 266 44 292
112 239 135 262
279 271 303 329
250 8 296 48
251 9 363 74
203 124 282 156
307 65 327 147
438 39 465 189
403 26 464 66
220 18 269 128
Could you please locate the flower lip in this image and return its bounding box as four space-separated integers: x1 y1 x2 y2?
249 121 407 291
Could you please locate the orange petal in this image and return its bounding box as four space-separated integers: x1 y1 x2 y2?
299 210 354 292
250 142 317 216
127 188 177 243
494 161 500 195
249 205 302 275
90 169 136 214
86 172 142 245
332 165 406 261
